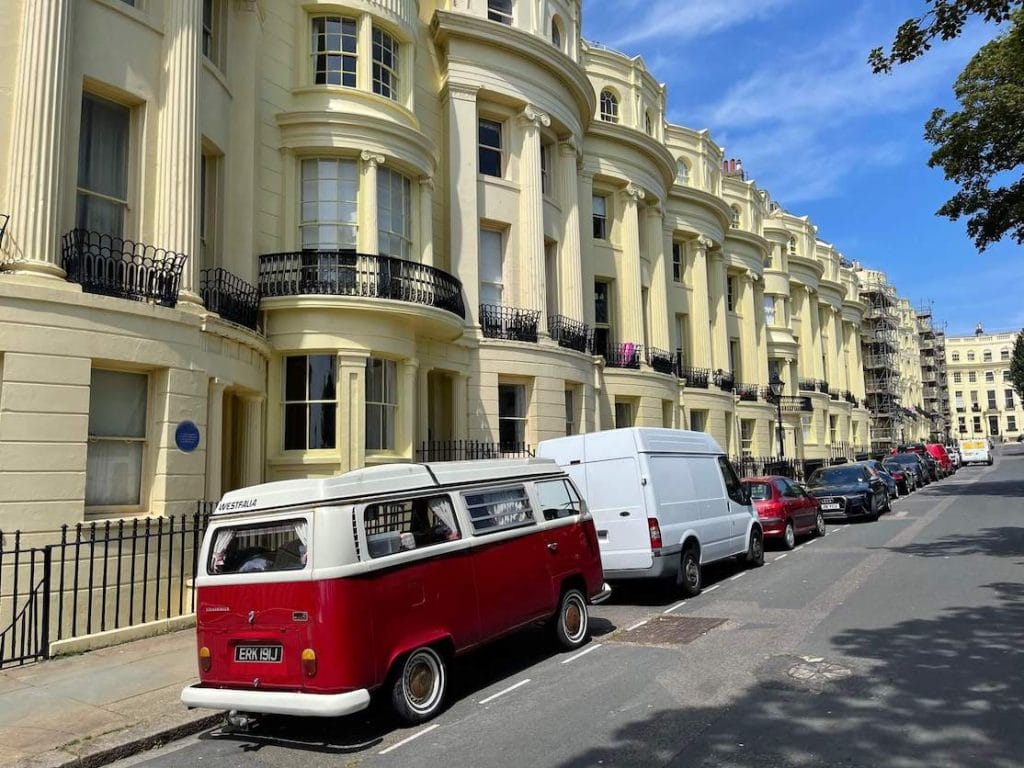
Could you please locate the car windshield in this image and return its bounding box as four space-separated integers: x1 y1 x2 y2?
743 482 771 501
808 466 864 486
882 462 903 474
889 454 919 466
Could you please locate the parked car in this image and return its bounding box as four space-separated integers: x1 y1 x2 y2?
537 428 763 597
1016 433 1024 443
946 447 961 468
858 459 899 499
958 437 993 466
895 444 944 479
884 452 929 487
882 459 916 495
805 464 890 521
741 476 825 549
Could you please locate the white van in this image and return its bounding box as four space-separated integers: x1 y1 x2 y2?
958 438 993 466
536 428 762 596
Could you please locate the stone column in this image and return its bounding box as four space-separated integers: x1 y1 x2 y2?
3 0 73 276
337 352 369 471
419 177 434 266
618 184 645 346
360 150 385 255
399 359 418 459
417 365 432 447
453 373 469 440
577 170 595 325
153 0 201 302
810 292 825 381
753 278 770 385
557 137 584 321
739 271 758 382
238 394 265 488
708 249 728 373
517 105 550 323
645 206 670 350
446 84 481 327
797 286 813 379
688 237 713 370
205 379 227 500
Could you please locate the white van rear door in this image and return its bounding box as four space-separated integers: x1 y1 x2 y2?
585 457 652 571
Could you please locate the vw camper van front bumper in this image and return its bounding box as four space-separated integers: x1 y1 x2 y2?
590 582 613 604
181 684 370 718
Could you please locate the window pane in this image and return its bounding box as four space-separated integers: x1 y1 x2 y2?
464 486 533 533
207 519 309 574
285 356 306 401
535 479 581 520
480 230 503 284
89 370 147 438
86 440 143 506
284 404 306 450
499 384 524 418
78 95 129 201
308 355 336 400
308 403 336 449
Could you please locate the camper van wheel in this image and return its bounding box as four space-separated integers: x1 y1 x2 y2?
391 646 447 724
678 546 702 597
747 529 765 567
553 588 590 650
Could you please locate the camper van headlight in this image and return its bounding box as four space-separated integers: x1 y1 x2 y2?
198 646 212 673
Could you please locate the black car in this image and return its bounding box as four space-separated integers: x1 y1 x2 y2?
858 459 899 499
805 464 890 521
885 452 929 487
882 458 916 494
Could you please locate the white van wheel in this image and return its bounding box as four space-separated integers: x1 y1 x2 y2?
553 588 589 650
391 646 447 724
747 529 765 567
678 547 702 597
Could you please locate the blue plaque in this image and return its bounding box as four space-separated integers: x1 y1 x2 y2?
175 420 201 453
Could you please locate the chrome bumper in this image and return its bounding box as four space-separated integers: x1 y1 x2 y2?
590 582 613 604
181 684 370 718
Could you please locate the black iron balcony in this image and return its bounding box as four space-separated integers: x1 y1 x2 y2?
679 365 710 388
736 382 760 402
480 304 541 342
601 342 642 369
829 389 840 401
200 268 260 330
417 440 534 462
779 395 813 413
713 370 735 393
817 380 830 394
61 229 187 308
548 315 591 353
646 347 675 375
971 403 982 412
798 378 817 392
844 390 858 405
258 250 465 319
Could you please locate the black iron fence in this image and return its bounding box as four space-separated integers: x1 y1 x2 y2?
417 440 534 462
548 315 591 353
646 347 675 375
61 229 188 308
0 509 210 669
601 342 642 369
736 382 761 402
678 363 710 388
480 304 541 342
713 370 735 393
200 267 260 330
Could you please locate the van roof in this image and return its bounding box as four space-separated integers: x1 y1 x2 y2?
213 459 564 515
537 427 724 460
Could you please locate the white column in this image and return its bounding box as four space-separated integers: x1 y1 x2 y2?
205 379 227 501
446 84 481 327
419 177 435 267
239 394 264 488
152 0 201 301
337 352 369 471
753 278 770 385
400 359 418 459
453 373 469 440
688 238 713 370
417 366 432 447
646 206 670 351
618 184 645 346
810 291 825 381
557 137 584 321
360 150 384 255
577 170 595 325
708 249 728 373
739 271 758 382
3 0 73 275
517 105 549 323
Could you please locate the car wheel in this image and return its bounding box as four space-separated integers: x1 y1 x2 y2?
814 511 826 537
391 646 447 724
747 528 765 567
883 493 892 514
552 588 589 650
678 545 702 597
782 520 796 550
867 495 880 522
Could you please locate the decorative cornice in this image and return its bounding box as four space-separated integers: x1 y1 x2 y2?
360 150 386 167
519 104 551 129
623 183 646 203
696 235 715 251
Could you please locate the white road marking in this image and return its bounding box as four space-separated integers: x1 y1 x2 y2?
378 724 440 755
803 537 818 546
663 601 687 614
705 584 720 592
775 553 788 560
561 644 603 665
626 619 650 631
896 510 908 518
729 572 746 581
479 678 531 704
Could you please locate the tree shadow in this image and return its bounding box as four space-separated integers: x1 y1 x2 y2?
552 581 1024 767
885 526 1024 559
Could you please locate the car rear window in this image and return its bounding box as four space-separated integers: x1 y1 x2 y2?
808 466 864 485
743 482 771 501
208 519 308 575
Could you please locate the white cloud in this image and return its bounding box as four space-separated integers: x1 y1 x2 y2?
604 0 799 48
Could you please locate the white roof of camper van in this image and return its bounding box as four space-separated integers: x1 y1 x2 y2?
538 427 724 458
213 459 564 514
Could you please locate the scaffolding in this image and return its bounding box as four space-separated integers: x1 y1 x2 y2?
860 273 902 453
916 303 950 442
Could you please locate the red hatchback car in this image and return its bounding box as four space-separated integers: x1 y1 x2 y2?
741 475 826 549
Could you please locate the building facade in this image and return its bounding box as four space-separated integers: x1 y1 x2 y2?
946 328 1023 441
0 0 875 535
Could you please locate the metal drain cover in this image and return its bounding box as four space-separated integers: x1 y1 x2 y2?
609 615 727 646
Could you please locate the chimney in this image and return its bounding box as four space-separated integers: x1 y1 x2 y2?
975 323 984 336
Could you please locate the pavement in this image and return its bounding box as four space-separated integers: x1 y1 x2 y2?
0 629 215 768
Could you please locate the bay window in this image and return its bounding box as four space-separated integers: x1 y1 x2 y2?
311 16 357 87
372 27 400 100
300 158 358 249
377 167 411 258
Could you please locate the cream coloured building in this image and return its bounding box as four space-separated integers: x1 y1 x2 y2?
0 0 875 535
947 328 1023 440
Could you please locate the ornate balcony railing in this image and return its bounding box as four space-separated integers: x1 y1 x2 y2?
818 380 830 394
548 315 591 353
646 347 675 375
829 389 840 401
60 229 187 308
0 213 8 250
480 304 541 342
736 382 760 402
601 342 642 369
417 440 534 462
679 365 710 388
779 395 813 413
798 378 817 392
258 250 465 319
713 370 735 393
200 268 260 330
844 390 858 405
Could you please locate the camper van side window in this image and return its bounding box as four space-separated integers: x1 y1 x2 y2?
535 479 582 520
363 496 460 558
463 486 535 534
208 519 309 575
716 457 748 505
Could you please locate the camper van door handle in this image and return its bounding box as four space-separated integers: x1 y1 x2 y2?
547 542 559 552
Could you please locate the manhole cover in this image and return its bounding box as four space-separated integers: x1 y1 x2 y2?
755 654 857 693
787 658 853 684
608 615 726 647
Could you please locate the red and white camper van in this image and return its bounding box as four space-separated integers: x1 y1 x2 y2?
181 460 609 724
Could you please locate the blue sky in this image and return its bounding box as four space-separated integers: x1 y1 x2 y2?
581 0 1021 336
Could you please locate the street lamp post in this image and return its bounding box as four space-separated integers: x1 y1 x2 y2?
770 372 785 458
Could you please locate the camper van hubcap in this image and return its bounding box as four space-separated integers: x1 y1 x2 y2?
562 595 585 641
403 649 443 713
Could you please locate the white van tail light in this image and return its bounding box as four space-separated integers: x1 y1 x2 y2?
198 646 212 673
301 648 318 678
648 518 663 550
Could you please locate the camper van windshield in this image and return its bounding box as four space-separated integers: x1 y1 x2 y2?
208 519 308 575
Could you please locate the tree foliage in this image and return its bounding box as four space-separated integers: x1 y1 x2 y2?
923 12 1024 250
868 1 1020 73
1010 329 1024 401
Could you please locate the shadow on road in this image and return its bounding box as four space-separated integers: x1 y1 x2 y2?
551 580 1024 768
885 525 1024 559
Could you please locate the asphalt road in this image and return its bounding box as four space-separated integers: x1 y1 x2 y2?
119 446 1024 768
